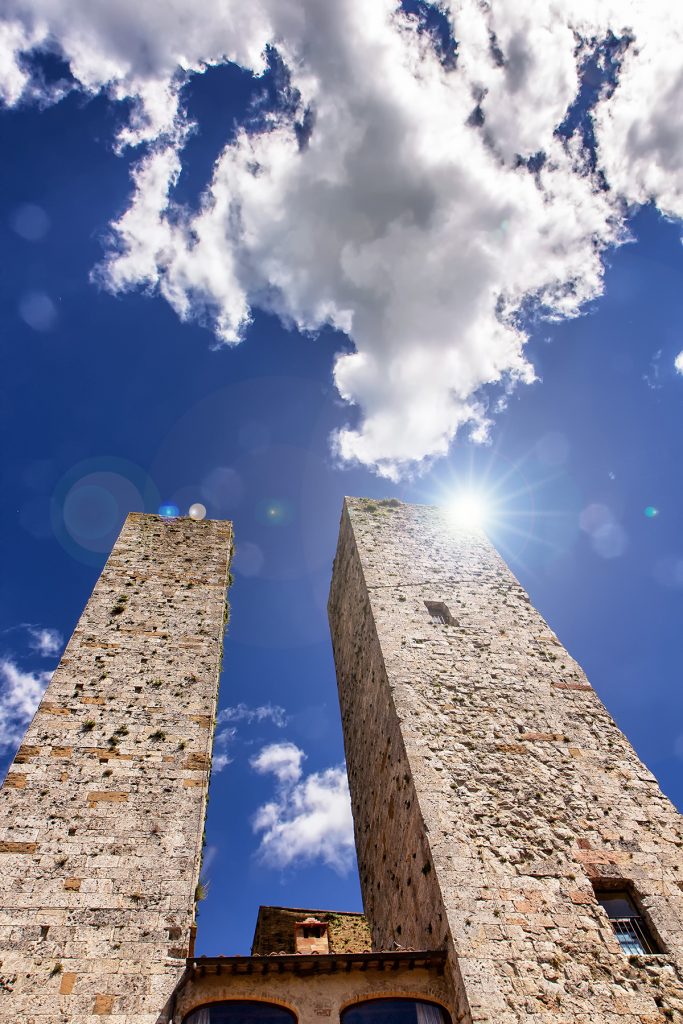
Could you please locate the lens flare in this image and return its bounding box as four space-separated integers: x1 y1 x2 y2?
644 506 659 519
448 491 490 530
424 442 582 574
50 457 159 566
255 498 294 526
159 504 179 518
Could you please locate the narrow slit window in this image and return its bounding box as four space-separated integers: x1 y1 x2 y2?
424 601 453 625
595 889 661 956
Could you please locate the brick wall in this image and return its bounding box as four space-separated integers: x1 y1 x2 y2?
328 497 683 1024
0 513 232 1023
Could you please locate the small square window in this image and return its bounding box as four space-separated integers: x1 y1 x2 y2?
595 888 661 956
424 601 454 625
294 917 329 954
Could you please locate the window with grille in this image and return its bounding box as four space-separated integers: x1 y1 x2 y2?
424 601 454 625
595 889 661 956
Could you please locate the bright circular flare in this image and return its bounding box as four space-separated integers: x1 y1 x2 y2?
448 492 489 530
158 504 179 519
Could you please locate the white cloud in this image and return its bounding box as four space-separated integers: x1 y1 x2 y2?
218 702 288 728
643 349 663 390
28 627 63 657
0 658 51 750
675 351 683 375
211 704 289 774
212 750 233 772
250 740 305 785
0 2 272 143
2 0 683 475
251 741 354 873
593 4 683 221
212 725 236 773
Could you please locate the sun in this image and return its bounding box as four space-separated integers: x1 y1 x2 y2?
423 446 551 565
447 490 490 530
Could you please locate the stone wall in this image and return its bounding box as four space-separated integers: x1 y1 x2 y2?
0 513 232 1024
252 907 372 955
176 955 450 1024
328 497 683 1024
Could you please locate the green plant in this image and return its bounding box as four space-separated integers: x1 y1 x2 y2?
81 720 96 733
151 679 163 688
195 879 209 902
49 963 63 977
149 730 166 741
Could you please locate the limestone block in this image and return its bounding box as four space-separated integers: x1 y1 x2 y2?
0 513 232 1023
328 497 683 1024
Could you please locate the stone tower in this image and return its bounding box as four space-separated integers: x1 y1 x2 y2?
328 497 683 1024
0 513 232 1023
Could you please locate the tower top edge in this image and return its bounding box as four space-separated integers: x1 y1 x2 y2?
343 495 438 509
126 511 233 528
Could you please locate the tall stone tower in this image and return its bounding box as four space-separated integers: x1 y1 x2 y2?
0 513 232 1023
328 498 683 1024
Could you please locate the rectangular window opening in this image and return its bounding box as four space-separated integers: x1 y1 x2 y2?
594 886 662 956
424 601 454 625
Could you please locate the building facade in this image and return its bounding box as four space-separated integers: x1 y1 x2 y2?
327 497 683 1023
1 500 682 1023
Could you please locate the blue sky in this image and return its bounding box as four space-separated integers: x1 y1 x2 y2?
1 0 682 956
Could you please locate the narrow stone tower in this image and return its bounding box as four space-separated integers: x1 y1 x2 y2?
328 498 683 1024
0 513 232 1023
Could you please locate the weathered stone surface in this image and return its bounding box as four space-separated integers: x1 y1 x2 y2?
177 957 451 1024
0 513 232 1024
251 906 372 955
328 497 683 1024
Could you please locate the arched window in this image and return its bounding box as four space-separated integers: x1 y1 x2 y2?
184 1002 296 1024
342 998 450 1024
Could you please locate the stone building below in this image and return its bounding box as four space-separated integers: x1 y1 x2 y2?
251 907 371 956
1 500 682 1024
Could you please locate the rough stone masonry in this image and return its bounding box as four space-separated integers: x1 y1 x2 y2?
328 498 683 1024
0 513 232 1024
